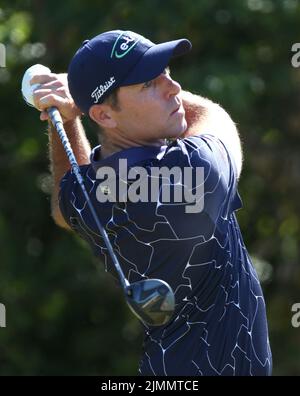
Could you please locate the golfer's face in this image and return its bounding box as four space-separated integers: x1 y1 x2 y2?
112 69 187 141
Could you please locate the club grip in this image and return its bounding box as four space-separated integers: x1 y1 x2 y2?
47 107 82 181
47 106 63 127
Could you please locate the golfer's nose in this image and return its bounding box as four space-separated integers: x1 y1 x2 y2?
161 73 181 98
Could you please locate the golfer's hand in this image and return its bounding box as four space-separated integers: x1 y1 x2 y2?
31 73 82 123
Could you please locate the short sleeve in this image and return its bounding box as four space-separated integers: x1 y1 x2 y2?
58 165 101 239
59 169 74 227
151 134 243 239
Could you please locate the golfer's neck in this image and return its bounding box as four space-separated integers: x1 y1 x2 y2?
100 132 165 160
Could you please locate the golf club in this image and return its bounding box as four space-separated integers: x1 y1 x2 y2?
21 64 175 327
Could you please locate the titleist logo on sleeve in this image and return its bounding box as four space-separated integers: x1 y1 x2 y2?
91 76 116 103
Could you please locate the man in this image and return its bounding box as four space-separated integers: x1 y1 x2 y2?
32 30 272 375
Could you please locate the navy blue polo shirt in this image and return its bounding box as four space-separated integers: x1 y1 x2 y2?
59 134 272 376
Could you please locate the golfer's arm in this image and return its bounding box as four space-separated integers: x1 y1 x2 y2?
49 117 91 229
181 90 243 177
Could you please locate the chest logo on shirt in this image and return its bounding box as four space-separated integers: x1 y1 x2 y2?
100 185 111 195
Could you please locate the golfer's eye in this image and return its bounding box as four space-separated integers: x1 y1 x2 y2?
163 67 170 76
143 80 153 88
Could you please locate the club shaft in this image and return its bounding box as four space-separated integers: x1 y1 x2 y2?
48 107 130 290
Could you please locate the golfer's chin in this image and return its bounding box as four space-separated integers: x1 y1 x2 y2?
166 118 188 140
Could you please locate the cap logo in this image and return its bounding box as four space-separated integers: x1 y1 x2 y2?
111 32 141 59
91 76 116 103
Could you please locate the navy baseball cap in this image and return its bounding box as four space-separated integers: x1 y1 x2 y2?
68 30 192 114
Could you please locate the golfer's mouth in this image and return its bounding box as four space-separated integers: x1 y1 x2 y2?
171 106 181 115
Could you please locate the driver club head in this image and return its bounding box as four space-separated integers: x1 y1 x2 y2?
125 279 175 327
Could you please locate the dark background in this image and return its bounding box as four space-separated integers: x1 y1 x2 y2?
0 0 300 375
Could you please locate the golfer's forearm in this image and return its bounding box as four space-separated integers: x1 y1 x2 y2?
48 117 91 229
181 90 242 176
181 91 228 135
180 91 209 135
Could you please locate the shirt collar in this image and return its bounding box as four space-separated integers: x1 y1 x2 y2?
90 144 168 173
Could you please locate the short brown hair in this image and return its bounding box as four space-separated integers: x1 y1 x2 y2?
95 87 121 138
103 88 120 111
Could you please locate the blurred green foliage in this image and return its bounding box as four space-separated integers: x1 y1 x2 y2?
0 0 300 375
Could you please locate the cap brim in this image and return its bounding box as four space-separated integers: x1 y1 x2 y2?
121 39 191 86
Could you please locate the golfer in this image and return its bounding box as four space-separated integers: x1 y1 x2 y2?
32 30 272 376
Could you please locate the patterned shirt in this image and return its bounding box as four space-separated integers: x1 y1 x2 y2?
59 134 272 376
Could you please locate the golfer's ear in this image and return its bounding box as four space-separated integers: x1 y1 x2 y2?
89 104 117 128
